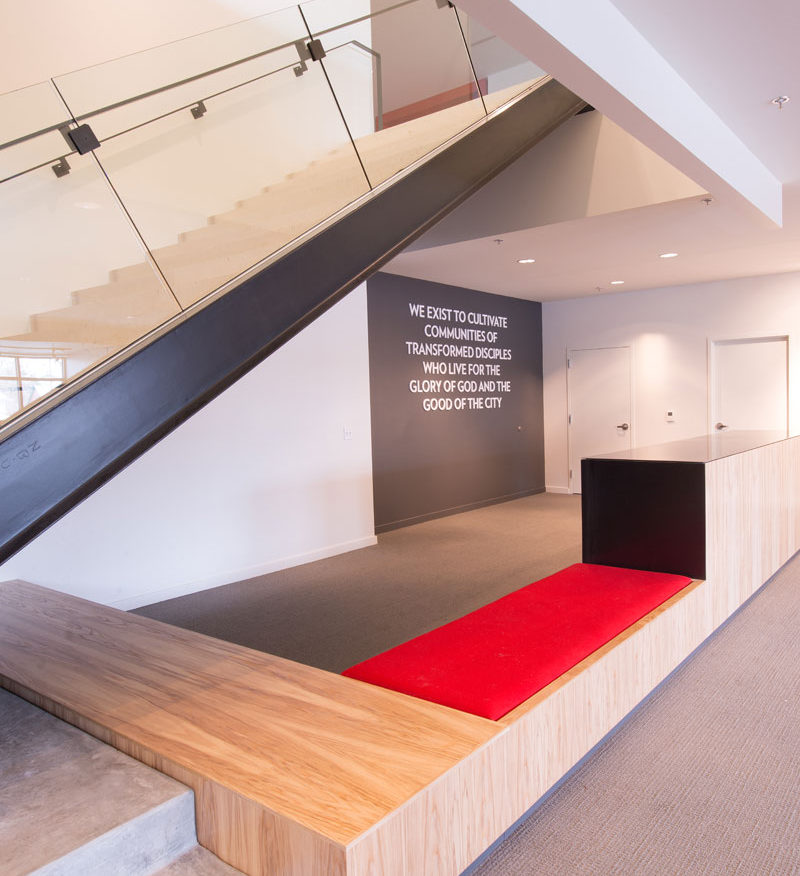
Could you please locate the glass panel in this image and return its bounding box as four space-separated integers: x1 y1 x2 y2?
20 380 62 409
456 9 548 113
55 6 371 308
304 0 486 187
0 142 180 427
0 384 20 420
318 39 379 142
0 82 75 182
301 1 376 139
0 357 15 377
54 8 307 142
18 356 64 379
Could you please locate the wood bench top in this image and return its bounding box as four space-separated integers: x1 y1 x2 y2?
0 579 498 846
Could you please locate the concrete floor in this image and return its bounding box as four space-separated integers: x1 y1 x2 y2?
0 688 197 876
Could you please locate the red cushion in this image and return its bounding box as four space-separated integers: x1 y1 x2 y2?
342 563 692 720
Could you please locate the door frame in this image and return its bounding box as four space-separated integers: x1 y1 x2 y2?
707 335 789 436
566 344 634 494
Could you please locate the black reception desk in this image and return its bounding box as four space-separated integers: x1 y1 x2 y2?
581 431 787 580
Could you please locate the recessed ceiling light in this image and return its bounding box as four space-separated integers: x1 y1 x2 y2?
659 252 678 259
517 258 536 264
610 280 625 285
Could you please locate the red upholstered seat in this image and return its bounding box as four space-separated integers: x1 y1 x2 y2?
342 563 692 720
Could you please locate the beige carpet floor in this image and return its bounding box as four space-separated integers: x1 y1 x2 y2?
470 550 800 875
135 492 582 672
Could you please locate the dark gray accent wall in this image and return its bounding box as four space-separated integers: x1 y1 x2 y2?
368 272 544 531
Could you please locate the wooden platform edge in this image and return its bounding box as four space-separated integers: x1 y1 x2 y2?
499 578 704 725
0 576 501 876
0 675 349 876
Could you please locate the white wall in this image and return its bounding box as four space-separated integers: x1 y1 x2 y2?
543 271 800 491
0 286 375 608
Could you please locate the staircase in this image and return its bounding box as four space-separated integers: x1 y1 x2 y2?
0 688 240 876
7 81 530 353
0 75 585 566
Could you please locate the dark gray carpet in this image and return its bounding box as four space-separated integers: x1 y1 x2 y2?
134 492 581 672
470 550 800 875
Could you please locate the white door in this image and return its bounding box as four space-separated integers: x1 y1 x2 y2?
568 346 632 493
710 336 788 434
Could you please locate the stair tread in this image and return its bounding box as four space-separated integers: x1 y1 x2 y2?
0 689 195 876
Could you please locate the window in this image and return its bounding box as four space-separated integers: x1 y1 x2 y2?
0 355 67 423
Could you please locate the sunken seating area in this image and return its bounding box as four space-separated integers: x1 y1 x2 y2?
344 563 693 720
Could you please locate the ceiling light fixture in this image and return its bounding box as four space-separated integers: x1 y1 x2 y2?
610 280 625 285
659 252 678 259
517 258 536 264
771 95 790 110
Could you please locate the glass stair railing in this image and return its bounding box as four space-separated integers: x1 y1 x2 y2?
0 0 547 431
0 0 584 563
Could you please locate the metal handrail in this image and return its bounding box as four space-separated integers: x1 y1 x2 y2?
0 0 419 155
0 38 383 186
0 37 302 155
0 119 73 154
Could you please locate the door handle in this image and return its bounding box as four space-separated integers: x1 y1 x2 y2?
616 423 629 430
715 422 728 430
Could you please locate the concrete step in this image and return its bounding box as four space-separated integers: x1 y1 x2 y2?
109 262 159 285
152 847 244 875
71 277 174 308
0 688 197 876
8 325 135 348
27 300 176 346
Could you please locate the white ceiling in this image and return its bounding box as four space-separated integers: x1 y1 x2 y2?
608 0 800 183
384 0 800 302
386 191 800 301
